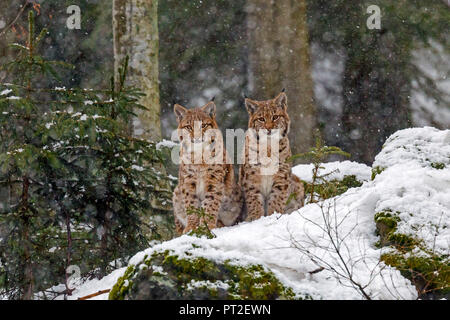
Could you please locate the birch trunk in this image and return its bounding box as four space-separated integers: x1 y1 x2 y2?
247 0 316 154
113 0 161 141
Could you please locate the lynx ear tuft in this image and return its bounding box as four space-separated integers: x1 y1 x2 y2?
174 104 187 122
275 92 287 109
211 96 216 102
245 98 259 114
202 101 216 118
281 88 286 93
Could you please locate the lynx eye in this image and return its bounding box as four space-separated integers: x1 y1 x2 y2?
183 125 192 131
257 117 265 122
273 115 280 121
202 123 210 129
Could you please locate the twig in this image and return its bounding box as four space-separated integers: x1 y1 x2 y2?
77 289 111 300
0 1 32 38
308 267 325 274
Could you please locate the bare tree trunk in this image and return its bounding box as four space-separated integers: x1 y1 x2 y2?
113 0 161 142
246 0 316 155
21 176 34 300
341 31 411 164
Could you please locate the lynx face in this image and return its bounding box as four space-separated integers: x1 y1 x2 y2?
174 102 221 154
245 92 290 140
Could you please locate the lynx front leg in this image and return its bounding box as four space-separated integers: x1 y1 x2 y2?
244 188 265 221
174 218 184 235
184 212 200 234
200 183 224 231
267 171 290 216
181 186 201 234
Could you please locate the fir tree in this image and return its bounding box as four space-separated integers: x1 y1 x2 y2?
0 11 173 300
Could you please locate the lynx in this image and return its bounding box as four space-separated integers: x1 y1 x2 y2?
239 91 304 221
172 101 243 234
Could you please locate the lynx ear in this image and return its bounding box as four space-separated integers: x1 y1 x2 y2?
245 98 259 115
274 92 287 110
174 104 187 122
202 101 216 118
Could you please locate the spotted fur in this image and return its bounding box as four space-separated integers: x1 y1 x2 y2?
239 92 305 221
172 101 243 234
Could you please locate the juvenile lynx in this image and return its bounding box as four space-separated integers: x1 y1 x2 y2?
239 91 304 221
172 101 243 234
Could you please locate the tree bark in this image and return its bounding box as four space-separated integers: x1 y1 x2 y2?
21 176 34 300
113 0 161 141
246 0 316 155
341 31 411 164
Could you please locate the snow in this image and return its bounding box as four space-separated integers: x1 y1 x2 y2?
372 127 450 255
186 279 230 292
292 160 371 183
57 127 449 300
0 89 12 96
131 165 144 172
373 126 450 170
54 267 127 300
156 139 179 150
45 122 55 129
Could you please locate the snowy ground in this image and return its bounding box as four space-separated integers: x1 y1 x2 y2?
58 127 449 300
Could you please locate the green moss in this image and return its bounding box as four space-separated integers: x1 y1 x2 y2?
374 211 419 250
305 174 364 201
381 252 450 298
371 166 385 180
431 162 446 170
374 210 400 229
187 226 216 239
375 209 449 298
223 263 296 300
109 250 300 300
387 233 420 250
108 265 135 300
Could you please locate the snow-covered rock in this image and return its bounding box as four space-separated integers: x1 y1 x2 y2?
292 160 372 183
371 127 450 299
64 127 449 300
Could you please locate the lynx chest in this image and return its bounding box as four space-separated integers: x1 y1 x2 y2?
260 175 273 198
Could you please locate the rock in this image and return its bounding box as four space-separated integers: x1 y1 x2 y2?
372 128 450 300
109 250 298 300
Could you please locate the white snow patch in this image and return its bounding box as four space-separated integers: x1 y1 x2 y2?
292 160 371 183
55 267 126 300
0 89 12 96
156 139 179 150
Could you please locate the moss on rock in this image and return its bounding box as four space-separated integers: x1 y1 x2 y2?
371 166 384 180
381 252 450 299
374 209 449 299
430 162 446 170
109 250 299 300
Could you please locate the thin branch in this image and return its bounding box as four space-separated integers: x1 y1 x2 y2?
77 289 110 300
0 1 32 38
